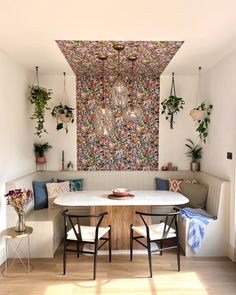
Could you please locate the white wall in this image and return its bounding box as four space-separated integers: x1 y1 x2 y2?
200 49 236 260
38 74 199 171
33 74 77 171
0 50 35 264
159 75 199 170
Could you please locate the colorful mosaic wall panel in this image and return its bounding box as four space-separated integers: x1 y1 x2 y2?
56 40 183 170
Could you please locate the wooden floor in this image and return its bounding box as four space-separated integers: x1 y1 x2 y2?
0 245 236 295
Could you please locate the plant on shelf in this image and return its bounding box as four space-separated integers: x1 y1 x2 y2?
193 102 213 143
28 67 53 137
185 138 202 171
161 73 185 129
34 142 52 164
51 103 74 133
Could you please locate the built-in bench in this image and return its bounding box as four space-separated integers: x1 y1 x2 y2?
5 170 230 258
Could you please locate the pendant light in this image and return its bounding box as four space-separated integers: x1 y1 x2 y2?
190 67 204 120
111 44 128 107
94 55 115 137
125 55 143 121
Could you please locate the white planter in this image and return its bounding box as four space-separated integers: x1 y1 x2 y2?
190 109 204 121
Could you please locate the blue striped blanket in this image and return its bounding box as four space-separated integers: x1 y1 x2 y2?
181 207 216 253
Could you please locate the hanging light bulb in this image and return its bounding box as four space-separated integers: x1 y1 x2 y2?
125 55 143 122
94 55 115 137
190 67 205 120
111 44 128 107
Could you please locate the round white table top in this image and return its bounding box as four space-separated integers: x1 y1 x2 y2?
54 190 189 207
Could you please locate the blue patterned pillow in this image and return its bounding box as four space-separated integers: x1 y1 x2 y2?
33 179 55 210
155 178 169 191
57 178 84 191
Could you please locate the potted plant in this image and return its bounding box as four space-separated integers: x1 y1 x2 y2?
28 85 53 138
34 142 52 164
192 102 213 143
161 95 185 129
185 139 202 171
51 103 74 133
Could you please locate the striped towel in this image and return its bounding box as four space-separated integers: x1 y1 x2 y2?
182 207 216 253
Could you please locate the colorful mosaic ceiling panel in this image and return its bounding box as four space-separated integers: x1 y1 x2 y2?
57 40 183 170
56 40 183 77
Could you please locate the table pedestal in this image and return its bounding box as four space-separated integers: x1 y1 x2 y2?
90 206 151 250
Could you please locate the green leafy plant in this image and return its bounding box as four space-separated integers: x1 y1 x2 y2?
193 102 213 143
185 139 202 162
34 142 52 157
28 86 53 137
161 95 185 129
51 103 74 133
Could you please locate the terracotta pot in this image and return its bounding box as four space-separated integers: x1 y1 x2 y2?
36 157 46 164
59 113 72 123
191 162 200 172
190 109 204 121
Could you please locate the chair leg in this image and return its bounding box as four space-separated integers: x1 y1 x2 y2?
93 241 98 280
176 243 180 271
160 241 163 256
77 241 80 258
147 240 152 278
108 226 112 262
63 240 67 275
130 225 133 261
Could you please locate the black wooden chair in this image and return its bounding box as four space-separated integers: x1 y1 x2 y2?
62 209 112 280
130 208 180 277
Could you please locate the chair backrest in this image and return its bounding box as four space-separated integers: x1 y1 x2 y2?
135 209 180 239
62 209 108 242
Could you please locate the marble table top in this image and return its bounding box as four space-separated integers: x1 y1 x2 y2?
54 190 189 207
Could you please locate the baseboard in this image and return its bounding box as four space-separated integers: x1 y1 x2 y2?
228 243 236 262
0 246 6 266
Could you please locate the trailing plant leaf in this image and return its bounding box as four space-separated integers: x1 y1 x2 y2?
193 102 213 143
51 103 74 133
28 86 53 137
161 95 185 129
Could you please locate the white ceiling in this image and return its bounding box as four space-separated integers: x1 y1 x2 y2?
0 0 236 76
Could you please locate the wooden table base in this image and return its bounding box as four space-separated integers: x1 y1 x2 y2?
90 206 151 250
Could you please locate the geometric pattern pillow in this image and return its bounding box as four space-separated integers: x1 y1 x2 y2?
169 179 182 193
57 178 84 191
46 181 70 208
185 179 198 184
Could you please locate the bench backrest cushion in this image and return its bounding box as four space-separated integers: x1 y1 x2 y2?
181 182 208 209
33 179 54 210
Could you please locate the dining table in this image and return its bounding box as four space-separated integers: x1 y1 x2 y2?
54 190 189 250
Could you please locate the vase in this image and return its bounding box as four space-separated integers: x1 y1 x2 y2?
15 211 26 232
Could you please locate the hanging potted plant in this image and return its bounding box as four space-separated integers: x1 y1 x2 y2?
28 67 53 137
34 142 52 164
161 73 185 129
51 103 74 133
190 67 213 143
193 102 213 143
185 139 202 171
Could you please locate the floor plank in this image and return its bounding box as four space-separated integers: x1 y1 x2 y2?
0 245 235 295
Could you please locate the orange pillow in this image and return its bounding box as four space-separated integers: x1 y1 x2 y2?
169 179 182 193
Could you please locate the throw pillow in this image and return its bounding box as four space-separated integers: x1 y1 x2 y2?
181 182 208 209
155 178 169 191
33 179 54 210
184 179 198 184
57 178 84 191
169 179 182 193
46 181 70 208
